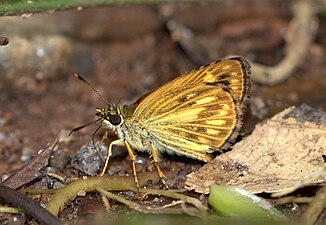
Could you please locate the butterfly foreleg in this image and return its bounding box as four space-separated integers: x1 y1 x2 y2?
96 130 108 162
100 139 124 176
124 140 140 191
150 143 168 188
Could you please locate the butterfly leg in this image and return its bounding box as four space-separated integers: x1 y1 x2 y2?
150 143 168 188
124 140 140 191
96 130 108 162
100 139 124 176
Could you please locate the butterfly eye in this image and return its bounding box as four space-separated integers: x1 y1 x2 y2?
108 114 121 125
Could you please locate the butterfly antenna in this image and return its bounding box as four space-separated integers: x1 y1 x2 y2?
69 117 103 136
74 73 110 105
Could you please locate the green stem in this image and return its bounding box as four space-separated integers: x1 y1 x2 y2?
0 0 195 17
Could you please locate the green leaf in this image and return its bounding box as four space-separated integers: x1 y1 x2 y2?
208 184 287 221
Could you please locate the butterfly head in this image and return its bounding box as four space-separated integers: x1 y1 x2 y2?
96 104 124 132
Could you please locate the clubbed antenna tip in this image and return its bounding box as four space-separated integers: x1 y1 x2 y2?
73 73 110 105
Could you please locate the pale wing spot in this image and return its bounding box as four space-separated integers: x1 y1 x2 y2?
181 141 209 151
206 120 227 126
203 72 216 83
155 107 204 122
196 96 216 105
206 129 221 135
153 131 210 152
198 136 210 144
174 107 205 118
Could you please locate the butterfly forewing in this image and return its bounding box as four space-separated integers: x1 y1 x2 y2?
127 57 250 160
133 57 250 120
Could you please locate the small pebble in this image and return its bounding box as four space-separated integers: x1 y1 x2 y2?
71 142 108 176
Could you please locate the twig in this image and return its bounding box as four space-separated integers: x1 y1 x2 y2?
301 185 326 225
272 166 326 198
46 172 161 216
97 187 204 216
0 183 62 225
140 188 207 216
273 196 313 205
0 205 22 214
136 200 202 216
251 0 316 85
96 187 140 209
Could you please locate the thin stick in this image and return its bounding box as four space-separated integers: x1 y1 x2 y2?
301 185 326 225
97 187 139 209
0 206 22 214
273 196 313 205
0 183 62 225
140 188 207 216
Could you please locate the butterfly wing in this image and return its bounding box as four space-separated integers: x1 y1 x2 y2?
174 57 250 105
129 57 250 161
133 57 250 119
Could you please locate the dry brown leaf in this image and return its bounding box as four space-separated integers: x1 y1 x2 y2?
186 104 326 194
2 139 58 189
